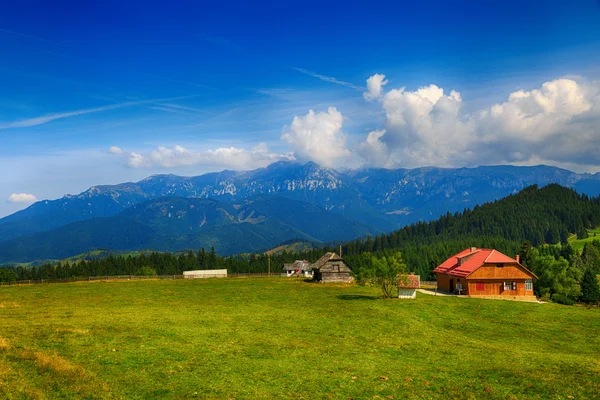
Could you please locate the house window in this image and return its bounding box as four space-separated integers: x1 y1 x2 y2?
525 280 533 291
497 263 504 268
504 281 516 291
476 282 484 291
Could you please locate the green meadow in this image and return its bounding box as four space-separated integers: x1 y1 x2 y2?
568 227 600 252
1 278 599 399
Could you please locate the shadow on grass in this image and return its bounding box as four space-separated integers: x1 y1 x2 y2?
336 294 379 301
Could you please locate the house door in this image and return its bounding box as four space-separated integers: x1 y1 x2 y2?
449 279 454 293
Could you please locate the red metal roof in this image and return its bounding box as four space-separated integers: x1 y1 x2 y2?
398 273 420 289
432 248 519 278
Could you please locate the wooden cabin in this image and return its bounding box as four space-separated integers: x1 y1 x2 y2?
397 273 420 299
281 260 313 277
312 252 353 283
433 248 537 301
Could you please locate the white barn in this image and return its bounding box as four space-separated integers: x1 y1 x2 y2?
183 269 228 279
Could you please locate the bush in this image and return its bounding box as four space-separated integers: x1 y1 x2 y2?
135 266 157 276
551 293 575 305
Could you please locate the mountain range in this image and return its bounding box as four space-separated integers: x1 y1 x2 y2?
1 161 599 262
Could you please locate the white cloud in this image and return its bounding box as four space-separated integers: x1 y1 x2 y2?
108 146 125 155
357 73 600 169
357 130 389 167
281 107 352 167
7 193 37 204
363 73 389 101
111 144 293 170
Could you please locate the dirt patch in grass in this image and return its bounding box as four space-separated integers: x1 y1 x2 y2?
0 337 9 351
28 350 87 378
0 302 20 308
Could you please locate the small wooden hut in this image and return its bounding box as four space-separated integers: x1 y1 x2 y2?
312 252 353 283
397 272 420 299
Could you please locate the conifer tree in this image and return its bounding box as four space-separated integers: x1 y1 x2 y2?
580 268 600 305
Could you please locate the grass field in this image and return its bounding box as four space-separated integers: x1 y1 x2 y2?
568 227 600 252
1 278 599 399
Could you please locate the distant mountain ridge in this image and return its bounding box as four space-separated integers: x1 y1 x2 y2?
1 161 599 261
0 196 378 263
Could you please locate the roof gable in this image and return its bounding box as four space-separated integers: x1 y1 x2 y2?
312 252 351 271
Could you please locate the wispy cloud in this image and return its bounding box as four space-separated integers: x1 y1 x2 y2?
0 27 70 47
0 95 201 129
292 68 364 90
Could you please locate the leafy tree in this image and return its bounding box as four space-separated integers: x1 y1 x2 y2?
356 252 407 299
531 254 581 302
135 266 157 276
580 268 600 305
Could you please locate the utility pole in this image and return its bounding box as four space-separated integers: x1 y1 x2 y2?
339 244 342 258
268 254 271 277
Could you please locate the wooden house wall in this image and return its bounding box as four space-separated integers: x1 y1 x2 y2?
467 263 533 280
314 260 353 282
465 280 533 296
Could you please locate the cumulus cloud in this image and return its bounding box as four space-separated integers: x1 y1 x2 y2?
363 73 389 101
108 146 125 155
357 130 389 167
357 73 600 169
110 144 293 170
281 107 352 167
7 193 37 204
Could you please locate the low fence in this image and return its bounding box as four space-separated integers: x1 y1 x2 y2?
0 272 286 287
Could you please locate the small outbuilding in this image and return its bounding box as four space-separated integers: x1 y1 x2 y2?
183 269 228 279
398 273 420 299
312 252 353 283
282 260 313 277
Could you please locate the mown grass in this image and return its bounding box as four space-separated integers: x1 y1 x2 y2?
1 278 599 399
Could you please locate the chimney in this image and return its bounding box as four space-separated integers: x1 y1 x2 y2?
410 272 415 275
457 257 462 266
470 247 477 252
515 255 520 263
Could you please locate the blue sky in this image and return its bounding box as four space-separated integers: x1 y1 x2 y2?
1 0 600 216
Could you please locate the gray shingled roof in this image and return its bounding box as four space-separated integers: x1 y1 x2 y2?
312 252 349 270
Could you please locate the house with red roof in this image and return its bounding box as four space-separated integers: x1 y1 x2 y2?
433 247 537 300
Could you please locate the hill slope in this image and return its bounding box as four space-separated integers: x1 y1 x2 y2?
0 196 378 263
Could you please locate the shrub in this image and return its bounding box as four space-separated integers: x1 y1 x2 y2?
135 266 157 276
551 293 575 305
